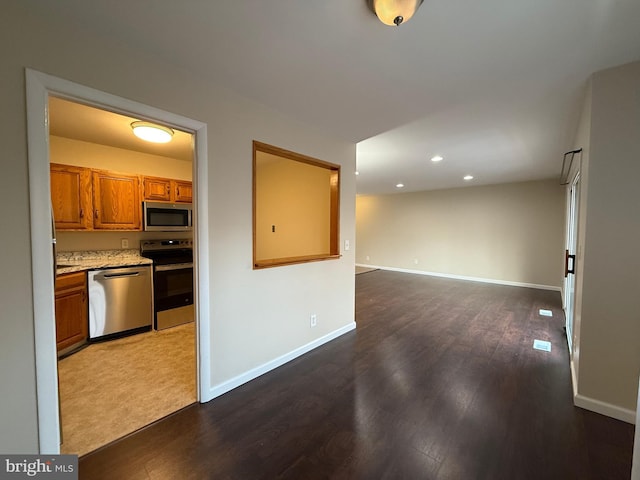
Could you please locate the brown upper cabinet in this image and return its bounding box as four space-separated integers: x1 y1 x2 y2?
50 163 92 230
142 176 193 203
51 164 142 231
173 180 193 203
92 170 141 230
51 164 192 231
142 176 172 202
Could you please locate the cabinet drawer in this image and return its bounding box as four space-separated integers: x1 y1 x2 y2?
56 271 86 290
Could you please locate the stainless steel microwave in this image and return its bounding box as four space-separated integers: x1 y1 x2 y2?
142 201 193 231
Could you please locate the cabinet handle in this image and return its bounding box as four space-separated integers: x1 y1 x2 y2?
166 185 170 194
79 208 84 218
94 209 99 219
176 186 180 197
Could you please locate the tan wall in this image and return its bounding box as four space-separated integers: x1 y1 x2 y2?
50 136 193 180
356 180 565 287
255 152 331 260
575 60 640 412
0 3 356 452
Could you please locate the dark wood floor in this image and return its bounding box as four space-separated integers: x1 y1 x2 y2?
80 270 635 479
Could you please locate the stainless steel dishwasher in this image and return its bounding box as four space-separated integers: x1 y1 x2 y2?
88 265 153 340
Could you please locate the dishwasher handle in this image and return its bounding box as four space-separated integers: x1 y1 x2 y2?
103 271 141 278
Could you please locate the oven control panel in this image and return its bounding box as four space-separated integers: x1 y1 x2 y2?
140 239 193 253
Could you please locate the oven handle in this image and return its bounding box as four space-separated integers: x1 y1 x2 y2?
155 263 193 272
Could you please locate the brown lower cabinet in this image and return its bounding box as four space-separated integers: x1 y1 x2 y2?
55 271 88 353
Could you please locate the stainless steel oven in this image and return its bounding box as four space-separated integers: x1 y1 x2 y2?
140 239 194 330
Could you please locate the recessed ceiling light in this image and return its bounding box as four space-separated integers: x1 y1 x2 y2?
463 175 474 181
396 183 404 188
431 155 444 162
131 121 174 143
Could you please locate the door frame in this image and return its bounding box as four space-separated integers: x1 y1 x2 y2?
563 170 580 354
26 69 212 453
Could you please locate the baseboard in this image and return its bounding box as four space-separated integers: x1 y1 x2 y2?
574 393 636 424
204 321 356 402
356 264 561 292
570 357 635 424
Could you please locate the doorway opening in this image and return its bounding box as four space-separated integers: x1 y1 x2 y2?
26 70 212 454
50 97 197 455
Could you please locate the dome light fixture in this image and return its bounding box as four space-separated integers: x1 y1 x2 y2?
131 121 174 143
464 175 474 181
396 183 405 188
369 0 424 26
431 155 444 162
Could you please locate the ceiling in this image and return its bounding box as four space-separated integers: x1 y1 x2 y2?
49 97 193 162
27 0 640 194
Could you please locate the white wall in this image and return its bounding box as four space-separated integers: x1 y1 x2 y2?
356 180 565 288
0 3 355 452
572 60 640 418
567 80 592 387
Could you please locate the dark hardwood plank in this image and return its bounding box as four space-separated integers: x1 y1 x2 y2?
80 271 634 479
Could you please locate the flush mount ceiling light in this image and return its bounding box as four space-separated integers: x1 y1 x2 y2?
396 183 405 188
131 121 174 143
368 0 424 26
431 155 444 162
463 175 474 181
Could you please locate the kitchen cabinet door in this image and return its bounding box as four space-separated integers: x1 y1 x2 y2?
50 163 92 230
173 180 193 203
55 272 88 353
92 171 141 230
143 176 172 202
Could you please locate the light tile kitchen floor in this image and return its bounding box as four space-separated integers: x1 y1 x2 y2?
58 322 196 457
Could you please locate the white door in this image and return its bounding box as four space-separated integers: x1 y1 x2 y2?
563 173 580 353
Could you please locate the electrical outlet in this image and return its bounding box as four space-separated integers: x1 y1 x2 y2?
344 239 350 251
121 238 129 249
310 314 317 328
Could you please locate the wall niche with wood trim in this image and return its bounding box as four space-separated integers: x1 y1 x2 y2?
253 141 340 269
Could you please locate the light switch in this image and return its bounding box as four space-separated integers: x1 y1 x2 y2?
344 240 350 251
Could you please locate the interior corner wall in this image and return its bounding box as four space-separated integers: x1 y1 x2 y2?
356 179 565 288
574 60 640 415
0 3 356 453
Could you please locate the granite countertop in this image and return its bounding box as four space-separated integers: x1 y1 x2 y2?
56 249 152 275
